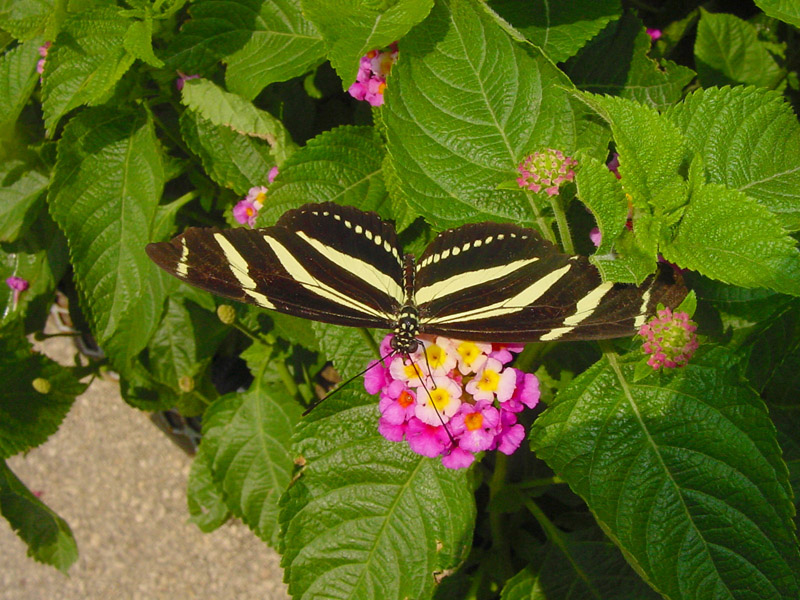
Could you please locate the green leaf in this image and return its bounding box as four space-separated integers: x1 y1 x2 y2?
123 17 164 68
383 0 577 228
280 388 475 600
48 107 165 368
187 431 232 533
148 297 203 392
0 0 53 40
0 460 78 573
42 8 135 134
487 0 621 63
662 182 800 296
755 0 800 27
258 125 388 225
577 93 688 257
181 78 295 164
0 163 48 243
500 531 661 600
666 86 800 231
165 0 324 99
312 322 377 381
694 9 782 89
301 0 433 87
224 0 325 100
180 110 277 196
530 348 800 600
565 14 695 111
0 332 86 459
0 38 41 125
202 363 301 545
576 154 627 256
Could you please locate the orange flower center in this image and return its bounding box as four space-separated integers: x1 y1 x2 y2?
464 412 483 431
398 390 414 408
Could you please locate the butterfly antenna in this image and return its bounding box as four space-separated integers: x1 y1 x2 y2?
416 339 438 390
302 349 396 416
411 354 456 446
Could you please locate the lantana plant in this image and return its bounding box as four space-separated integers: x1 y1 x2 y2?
2 1 800 598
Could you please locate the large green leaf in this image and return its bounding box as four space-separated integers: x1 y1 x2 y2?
666 86 800 231
258 125 388 225
187 437 232 533
179 110 278 196
41 9 135 134
301 0 433 87
202 359 301 546
0 38 40 125
164 0 325 99
0 460 78 573
0 0 53 40
488 0 621 63
755 0 800 27
280 388 475 600
530 348 800 600
181 78 295 164
0 163 48 243
48 107 165 368
662 182 800 296
0 332 86 459
694 9 782 89
500 530 661 600
384 0 577 228
565 14 695 111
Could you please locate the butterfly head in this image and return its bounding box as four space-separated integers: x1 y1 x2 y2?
391 305 420 354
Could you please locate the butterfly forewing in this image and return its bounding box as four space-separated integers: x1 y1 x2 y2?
415 223 685 342
146 203 405 329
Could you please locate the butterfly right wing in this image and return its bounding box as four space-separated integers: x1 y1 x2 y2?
146 203 405 329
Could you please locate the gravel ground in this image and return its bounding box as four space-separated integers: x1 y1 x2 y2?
1 335 289 600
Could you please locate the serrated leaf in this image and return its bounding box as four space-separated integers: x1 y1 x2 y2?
662 182 800 296
0 0 53 40
280 388 475 600
577 93 687 256
311 322 377 381
666 86 800 231
48 107 165 367
0 332 86 459
302 0 433 87
530 348 800 600
179 110 277 196
187 434 232 532
202 366 301 545
576 154 627 256
165 0 324 99
123 17 164 68
487 0 621 63
258 125 388 224
500 531 661 600
42 9 135 134
0 164 48 243
0 38 41 124
565 14 695 111
0 460 78 573
694 9 782 89
148 297 202 392
755 0 800 27
384 0 577 228
181 78 294 164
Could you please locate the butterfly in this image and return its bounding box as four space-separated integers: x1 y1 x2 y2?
146 201 686 353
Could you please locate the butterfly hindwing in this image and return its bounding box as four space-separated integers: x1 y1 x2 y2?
146 203 405 329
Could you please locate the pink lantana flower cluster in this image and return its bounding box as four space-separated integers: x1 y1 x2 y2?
348 43 398 107
639 308 698 369
37 41 51 76
364 334 540 469
232 167 279 228
517 149 578 196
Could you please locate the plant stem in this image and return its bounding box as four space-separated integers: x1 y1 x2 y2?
488 453 513 582
550 194 574 254
525 191 557 244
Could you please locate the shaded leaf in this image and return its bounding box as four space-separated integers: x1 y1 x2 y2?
0 0 53 41
0 164 48 243
755 0 800 27
0 38 41 125
0 460 78 573
123 17 164 68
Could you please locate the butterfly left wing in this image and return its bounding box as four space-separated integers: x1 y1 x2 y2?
146 202 405 329
415 222 686 342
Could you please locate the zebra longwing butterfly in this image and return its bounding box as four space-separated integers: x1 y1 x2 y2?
146 202 686 352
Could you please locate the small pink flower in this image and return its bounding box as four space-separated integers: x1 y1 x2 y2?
442 447 474 469
233 199 261 228
414 375 461 425
406 417 450 457
517 149 578 196
268 166 279 183
502 370 540 413
493 411 525 455
488 342 524 365
639 308 699 369
646 28 662 41
6 276 29 310
378 380 416 425
348 44 398 106
36 41 51 76
176 71 201 91
590 227 602 247
378 418 406 442
465 358 517 403
449 401 500 453
364 359 389 394
607 153 621 179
